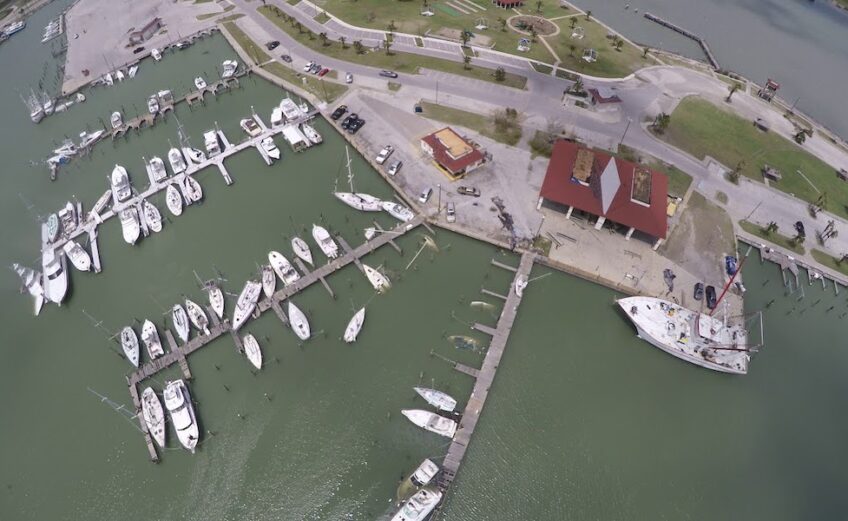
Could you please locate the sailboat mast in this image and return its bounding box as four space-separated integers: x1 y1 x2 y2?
345 145 354 192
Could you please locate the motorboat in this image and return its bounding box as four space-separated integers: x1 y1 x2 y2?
53 140 77 157
157 89 174 105
260 136 280 160
208 284 224 319
311 224 338 259
166 184 183 216
110 111 123 130
287 301 310 341
221 59 238 78
270 107 283 127
120 326 140 367
334 192 382 212
184 175 203 202
182 147 205 164
163 380 199 453
291 236 313 266
409 460 439 488
343 307 365 343
147 156 168 183
141 387 166 448
168 148 186 174
172 304 190 343
103 73 114 86
62 240 91 271
115 70 125 82
194 76 207 90
203 130 221 157
42 95 54 116
269 251 300 286
111 164 132 202
243 333 262 370
413 387 457 413
278 97 302 121
58 202 78 234
30 102 44 124
41 248 68 305
45 213 60 243
142 200 162 233
78 129 105 149
363 264 391 293
119 207 140 245
185 299 210 335
261 265 275 298
127 65 138 78
401 410 457 438
301 122 322 145
147 95 159 115
4 20 25 37
391 488 442 521
240 117 261 137
142 319 165 359
514 274 528 297
231 280 262 331
382 201 414 222
12 263 45 315
151 48 162 61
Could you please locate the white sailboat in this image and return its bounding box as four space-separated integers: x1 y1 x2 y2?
401 409 457 438
194 76 207 90
12 263 45 315
41 248 68 305
119 207 140 245
343 307 365 343
301 122 322 145
413 387 457 412
292 236 313 266
203 130 221 157
261 265 275 298
382 201 415 222
182 147 205 164
163 379 199 453
311 224 338 259
207 284 224 319
287 301 310 341
334 192 383 212
232 280 262 331
166 184 183 216
142 319 165 359
168 147 186 174
142 199 162 233
110 111 123 129
185 299 210 335
363 264 391 293
147 156 168 183
172 304 190 343
243 333 262 370
269 251 300 286
120 326 140 367
111 164 132 202
260 136 280 160
184 175 203 203
62 240 91 271
391 488 443 521
141 387 166 448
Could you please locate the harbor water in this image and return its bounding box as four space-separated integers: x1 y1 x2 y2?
1 2 848 520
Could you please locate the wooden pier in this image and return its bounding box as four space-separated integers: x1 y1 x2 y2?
644 12 720 69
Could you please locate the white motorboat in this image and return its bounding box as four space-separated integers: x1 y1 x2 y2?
194 76 207 90
343 307 365 343
147 156 168 183
110 111 123 129
260 136 280 160
119 207 140 245
184 175 203 202
42 95 55 116
391 488 442 521
166 184 183 216
12 263 45 315
62 240 91 271
269 251 300 286
203 130 221 157
142 200 162 233
208 284 224 319
382 201 415 222
410 459 439 488
115 70 125 82
127 65 138 78
103 73 113 86
182 147 205 165
157 89 174 105
334 192 382 212
172 304 190 343
311 224 338 259
287 301 310 341
151 48 162 61
243 333 262 370
163 379 199 453
120 326 140 367
301 122 322 145
413 387 457 413
278 97 302 121
30 103 44 124
141 387 166 448
147 95 159 115
46 213 60 243
291 236 313 266
142 319 165 359
111 164 132 202
185 298 210 335
270 107 283 127
232 280 262 331
168 147 186 174
41 248 67 305
363 264 391 293
240 117 261 137
221 59 238 78
514 274 528 297
261 265 275 298
78 129 105 149
401 409 457 438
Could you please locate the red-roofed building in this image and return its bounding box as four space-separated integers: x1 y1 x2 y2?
421 127 486 179
537 140 668 249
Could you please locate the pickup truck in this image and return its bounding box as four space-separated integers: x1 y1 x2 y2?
375 145 394 164
457 186 481 197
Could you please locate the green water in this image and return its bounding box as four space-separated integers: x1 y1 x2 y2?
2 3 848 520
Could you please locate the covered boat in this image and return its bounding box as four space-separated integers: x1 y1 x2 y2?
243 333 262 370
141 387 166 448
120 326 140 367
185 299 210 335
119 207 140 245
382 201 414 222
343 307 365 343
166 184 183 216
62 240 91 271
167 147 186 174
292 236 313 266
142 319 165 359
45 213 60 243
311 224 338 259
269 251 300 286
172 304 190 343
41 248 68 305
142 199 162 233
287 301 310 341
363 264 391 293
401 409 457 438
232 280 261 331
163 380 199 453
413 387 457 412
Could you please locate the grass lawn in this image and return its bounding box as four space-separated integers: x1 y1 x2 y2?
222 21 269 64
662 97 846 217
263 62 348 103
419 102 522 146
314 11 330 24
811 249 848 275
548 18 652 77
739 220 806 255
516 1 575 19
258 5 527 89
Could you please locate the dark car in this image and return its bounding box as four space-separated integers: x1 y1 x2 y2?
705 285 717 309
457 186 481 197
133 46 145 54
794 220 806 237
693 282 704 301
348 119 365 134
379 70 399 78
341 115 356 129
280 54 292 63
725 256 738 276
310 63 322 74
266 40 280 50
331 105 348 120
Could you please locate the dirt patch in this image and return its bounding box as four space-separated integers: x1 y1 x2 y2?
433 27 491 46
508 15 558 37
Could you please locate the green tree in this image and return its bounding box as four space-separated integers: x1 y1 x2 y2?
339 36 346 49
726 82 741 103
530 26 537 43
383 38 393 55
463 55 471 70
353 40 363 54
615 40 624 51
568 44 576 57
652 112 671 134
536 0 543 13
461 30 470 47
295 21 303 34
495 66 506 82
642 47 649 58
319 32 329 47
570 17 578 30
585 10 592 20
794 130 807 144
498 17 507 32
387 20 397 34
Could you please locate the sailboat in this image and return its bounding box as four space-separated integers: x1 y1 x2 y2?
207 284 224 319
120 326 140 367
141 319 165 359
363 264 391 293
382 201 415 222
301 122 322 145
185 299 210 335
334 146 382 211
12 263 45 315
231 280 261 331
243 333 262 370
261 265 275 298
147 156 168 183
291 236 313 266
343 307 365 343
41 248 68 305
141 387 166 448
182 146 205 164
401 409 457 438
166 184 183 216
167 148 186 174
119 207 140 245
413 387 457 412
311 224 338 259
142 199 162 233
287 301 310 341
163 379 199 453
269 251 300 286
172 304 190 343
184 175 203 202
62 240 91 271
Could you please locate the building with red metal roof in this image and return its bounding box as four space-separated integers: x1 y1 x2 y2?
420 127 486 179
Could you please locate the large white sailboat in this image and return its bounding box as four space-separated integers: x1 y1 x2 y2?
184 175 203 203
334 192 383 212
166 184 183 216
343 307 365 343
382 201 415 222
413 387 457 413
163 379 199 453
142 319 165 359
142 200 162 233
141 387 166 448
167 147 186 174
243 333 262 370
261 265 275 298
363 264 391 293
232 280 262 331
12 263 45 315
62 240 91 271
401 409 457 438
185 299 210 335
391 488 443 521
41 248 68 305
269 251 300 286
287 301 310 341
311 224 338 259
120 326 140 367
207 284 224 319
172 304 190 343
291 236 313 266
119 207 140 245
111 164 132 202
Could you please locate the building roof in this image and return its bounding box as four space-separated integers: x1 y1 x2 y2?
540 140 668 238
421 127 485 174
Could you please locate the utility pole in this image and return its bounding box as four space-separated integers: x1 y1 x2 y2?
437 183 442 213
535 213 546 238
618 117 632 149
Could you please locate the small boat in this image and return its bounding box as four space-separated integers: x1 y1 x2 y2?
292 236 313 266
203 130 221 157
185 299 210 335
12 263 45 315
78 129 105 149
270 107 283 126
343 307 365 343
141 387 166 448
62 240 91 271
413 387 457 412
334 192 382 212
382 201 414 222
103 73 114 86
53 140 77 156
182 147 205 165
208 284 224 319
119 207 140 245
42 96 54 116
391 488 443 521
261 265 275 298
288 301 310 341
301 122 322 145
166 184 183 216
410 459 439 488
4 21 25 37
167 148 186 174
115 70 125 82
142 319 165 359
312 224 338 259
240 117 261 137
147 95 159 114
41 248 67 305
120 326 140 367
243 333 262 370
30 103 44 124
111 164 132 202
127 65 138 78
172 304 190 343
157 89 174 105
221 59 238 78
163 380 199 453
269 251 300 286
46 213 60 243
110 111 123 130
260 136 280 160
194 76 207 90
142 200 162 233
184 175 203 202
363 264 391 293
401 409 457 438
232 280 262 331
151 48 161 61
514 275 528 297
147 156 168 183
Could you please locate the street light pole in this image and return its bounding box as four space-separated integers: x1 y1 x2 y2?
618 117 632 150
535 213 546 238
437 183 442 213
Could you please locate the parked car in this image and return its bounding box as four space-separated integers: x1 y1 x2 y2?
419 188 433 204
330 105 348 120
310 63 322 74
303 61 314 72
348 118 365 134
317 67 330 77
379 70 399 78
375 145 394 164
705 285 717 309
387 160 402 176
693 282 704 301
281 54 293 63
345 72 354 84
266 40 280 50
725 256 738 276
341 114 357 129
457 186 480 197
446 202 456 223
132 46 145 54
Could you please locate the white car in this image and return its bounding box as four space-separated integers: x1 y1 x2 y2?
375 145 394 164
303 61 314 72
446 202 456 223
418 188 432 204
345 72 353 84
387 160 403 176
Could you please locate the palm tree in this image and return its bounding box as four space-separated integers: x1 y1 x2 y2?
570 17 578 29
568 44 576 57
353 40 363 54
295 21 303 34
461 30 470 47
726 82 741 103
642 47 649 58
585 10 592 20
387 20 397 34
463 55 471 70
495 67 506 82
536 0 543 13
498 17 507 32
615 40 624 51
530 27 537 43
384 39 393 55
652 112 671 134
339 36 347 49
319 32 328 46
